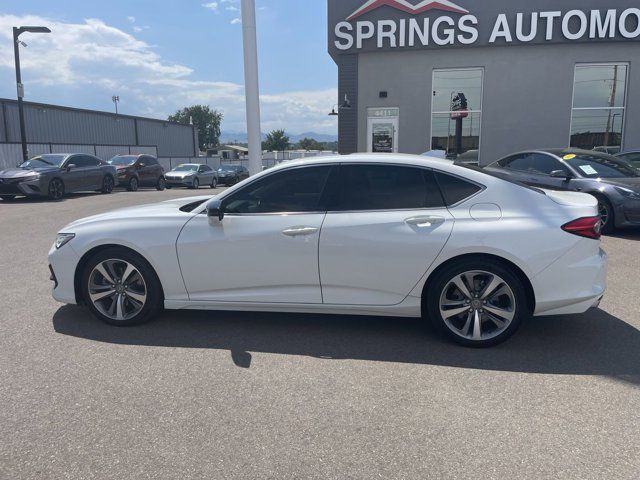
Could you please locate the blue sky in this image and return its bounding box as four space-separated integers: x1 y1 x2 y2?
0 0 338 134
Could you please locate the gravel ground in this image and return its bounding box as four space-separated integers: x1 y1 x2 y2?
1 188 639 480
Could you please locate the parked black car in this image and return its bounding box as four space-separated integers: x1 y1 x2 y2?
107 154 165 191
0 153 116 201
217 164 250 186
484 148 640 233
616 151 640 169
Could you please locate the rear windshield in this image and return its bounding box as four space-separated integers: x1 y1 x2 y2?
108 156 136 166
564 154 639 178
456 163 546 195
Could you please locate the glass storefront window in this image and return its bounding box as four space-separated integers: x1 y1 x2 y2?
570 64 627 151
431 68 483 162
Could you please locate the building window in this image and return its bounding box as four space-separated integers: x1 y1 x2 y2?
570 64 628 153
431 68 483 162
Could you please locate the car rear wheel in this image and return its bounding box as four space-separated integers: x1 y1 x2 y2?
101 175 115 194
210 177 218 189
191 178 199 189
82 248 163 326
425 258 528 347
48 178 65 201
595 196 615 234
127 177 139 192
156 177 166 191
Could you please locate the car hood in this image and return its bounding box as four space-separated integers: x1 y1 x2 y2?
599 176 640 191
0 167 56 177
61 195 213 231
166 171 195 178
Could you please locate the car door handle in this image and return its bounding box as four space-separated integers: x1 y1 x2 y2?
282 226 319 237
404 216 446 227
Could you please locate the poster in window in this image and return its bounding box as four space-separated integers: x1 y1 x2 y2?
372 123 394 153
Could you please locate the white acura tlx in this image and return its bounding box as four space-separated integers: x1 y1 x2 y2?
49 154 607 347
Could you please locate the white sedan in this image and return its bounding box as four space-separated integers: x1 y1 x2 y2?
48 154 607 347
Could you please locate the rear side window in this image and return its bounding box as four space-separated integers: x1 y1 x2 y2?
144 157 158 166
434 172 482 206
332 165 444 211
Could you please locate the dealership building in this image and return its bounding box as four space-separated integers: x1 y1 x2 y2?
328 0 640 165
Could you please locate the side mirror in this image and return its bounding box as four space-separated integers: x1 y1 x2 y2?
137 162 145 168
550 170 572 180
206 198 225 221
66 164 77 171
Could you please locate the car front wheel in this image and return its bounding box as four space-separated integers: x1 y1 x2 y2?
48 178 65 200
596 196 615 234
82 247 163 326
127 177 139 192
425 258 528 347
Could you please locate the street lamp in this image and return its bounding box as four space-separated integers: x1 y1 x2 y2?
13 25 51 162
328 94 352 115
112 95 120 115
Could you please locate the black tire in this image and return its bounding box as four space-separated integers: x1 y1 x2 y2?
595 195 615 234
425 258 529 348
210 177 218 189
191 178 199 190
48 178 65 201
127 177 139 192
156 177 166 191
101 175 115 194
1 195 16 201
81 247 163 326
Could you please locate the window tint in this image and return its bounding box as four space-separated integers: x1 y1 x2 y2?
144 156 158 166
434 172 482 206
333 165 444 211
503 154 533 171
224 166 333 214
528 154 568 175
70 155 94 167
200 165 212 172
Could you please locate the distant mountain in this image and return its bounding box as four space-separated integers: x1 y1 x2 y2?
220 131 337 144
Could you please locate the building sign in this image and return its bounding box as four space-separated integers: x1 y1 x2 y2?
329 0 640 54
372 124 395 152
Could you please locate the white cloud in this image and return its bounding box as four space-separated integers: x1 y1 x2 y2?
201 2 219 12
126 16 136 23
0 14 337 135
230 18 241 25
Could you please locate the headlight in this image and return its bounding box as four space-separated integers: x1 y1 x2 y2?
55 233 75 249
614 186 640 200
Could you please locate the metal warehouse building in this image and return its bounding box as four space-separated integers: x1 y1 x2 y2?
0 98 199 170
329 0 640 165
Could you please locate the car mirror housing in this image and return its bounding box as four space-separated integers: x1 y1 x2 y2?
550 170 572 179
66 164 77 171
206 198 225 221
137 163 145 168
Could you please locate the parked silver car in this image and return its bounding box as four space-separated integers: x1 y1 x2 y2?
165 164 218 189
0 153 116 201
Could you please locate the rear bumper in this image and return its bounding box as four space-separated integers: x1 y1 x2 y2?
531 245 607 316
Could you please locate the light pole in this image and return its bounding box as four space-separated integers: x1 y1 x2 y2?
241 0 262 176
112 95 120 115
13 25 51 162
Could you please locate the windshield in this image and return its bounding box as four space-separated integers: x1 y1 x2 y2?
173 165 198 172
108 156 136 166
564 154 639 178
219 165 238 172
19 154 67 168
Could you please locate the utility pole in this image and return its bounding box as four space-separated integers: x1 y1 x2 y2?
13 26 51 162
112 95 120 116
241 0 262 175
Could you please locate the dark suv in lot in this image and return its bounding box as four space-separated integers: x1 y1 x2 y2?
107 155 165 191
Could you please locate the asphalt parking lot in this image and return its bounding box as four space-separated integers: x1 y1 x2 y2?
1 188 639 480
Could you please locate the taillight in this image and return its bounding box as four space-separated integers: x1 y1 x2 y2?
561 216 602 240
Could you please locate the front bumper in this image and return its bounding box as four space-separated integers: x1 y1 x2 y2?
165 177 195 187
48 242 81 304
0 177 45 197
618 199 640 226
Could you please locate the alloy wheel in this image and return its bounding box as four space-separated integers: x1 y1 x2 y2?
129 177 139 192
88 259 147 321
439 270 516 342
103 176 114 193
598 201 610 229
211 178 217 188
48 179 64 200
193 178 199 189
157 177 166 191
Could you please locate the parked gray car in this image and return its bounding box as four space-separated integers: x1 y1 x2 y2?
0 153 116 201
484 148 640 233
165 164 218 189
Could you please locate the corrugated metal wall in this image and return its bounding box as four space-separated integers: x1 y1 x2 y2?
0 99 196 157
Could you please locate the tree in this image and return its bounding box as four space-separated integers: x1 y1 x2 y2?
168 105 223 151
298 137 323 151
263 129 290 152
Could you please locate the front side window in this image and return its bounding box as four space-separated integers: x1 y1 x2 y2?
431 68 483 159
570 64 628 151
224 166 333 214
332 165 444 211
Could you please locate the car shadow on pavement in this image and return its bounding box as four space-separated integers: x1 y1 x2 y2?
610 227 640 241
0 192 103 204
52 305 640 384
